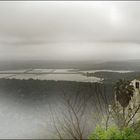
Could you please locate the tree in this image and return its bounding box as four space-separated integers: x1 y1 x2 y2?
112 79 135 128
114 79 134 108
49 83 110 139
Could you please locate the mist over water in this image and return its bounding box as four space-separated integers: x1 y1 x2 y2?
0 79 113 139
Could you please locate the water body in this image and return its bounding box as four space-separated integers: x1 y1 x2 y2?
0 69 133 83
0 69 101 83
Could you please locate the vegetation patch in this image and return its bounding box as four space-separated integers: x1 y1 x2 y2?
89 126 140 140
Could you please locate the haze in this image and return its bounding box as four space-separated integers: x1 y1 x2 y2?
0 1 140 61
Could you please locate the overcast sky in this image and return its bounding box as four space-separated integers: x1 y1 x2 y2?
0 1 140 61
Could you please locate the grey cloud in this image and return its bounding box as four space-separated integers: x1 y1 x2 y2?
0 1 139 43
0 1 140 61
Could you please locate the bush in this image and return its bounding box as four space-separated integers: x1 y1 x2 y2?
88 126 140 139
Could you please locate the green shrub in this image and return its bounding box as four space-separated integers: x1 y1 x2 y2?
88 126 140 139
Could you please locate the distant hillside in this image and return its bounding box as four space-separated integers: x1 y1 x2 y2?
86 59 140 71
0 60 99 70
93 71 140 83
0 59 140 71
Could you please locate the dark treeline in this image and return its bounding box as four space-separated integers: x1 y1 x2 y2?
92 71 140 83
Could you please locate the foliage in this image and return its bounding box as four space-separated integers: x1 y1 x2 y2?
93 71 140 84
88 126 140 139
114 79 134 108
